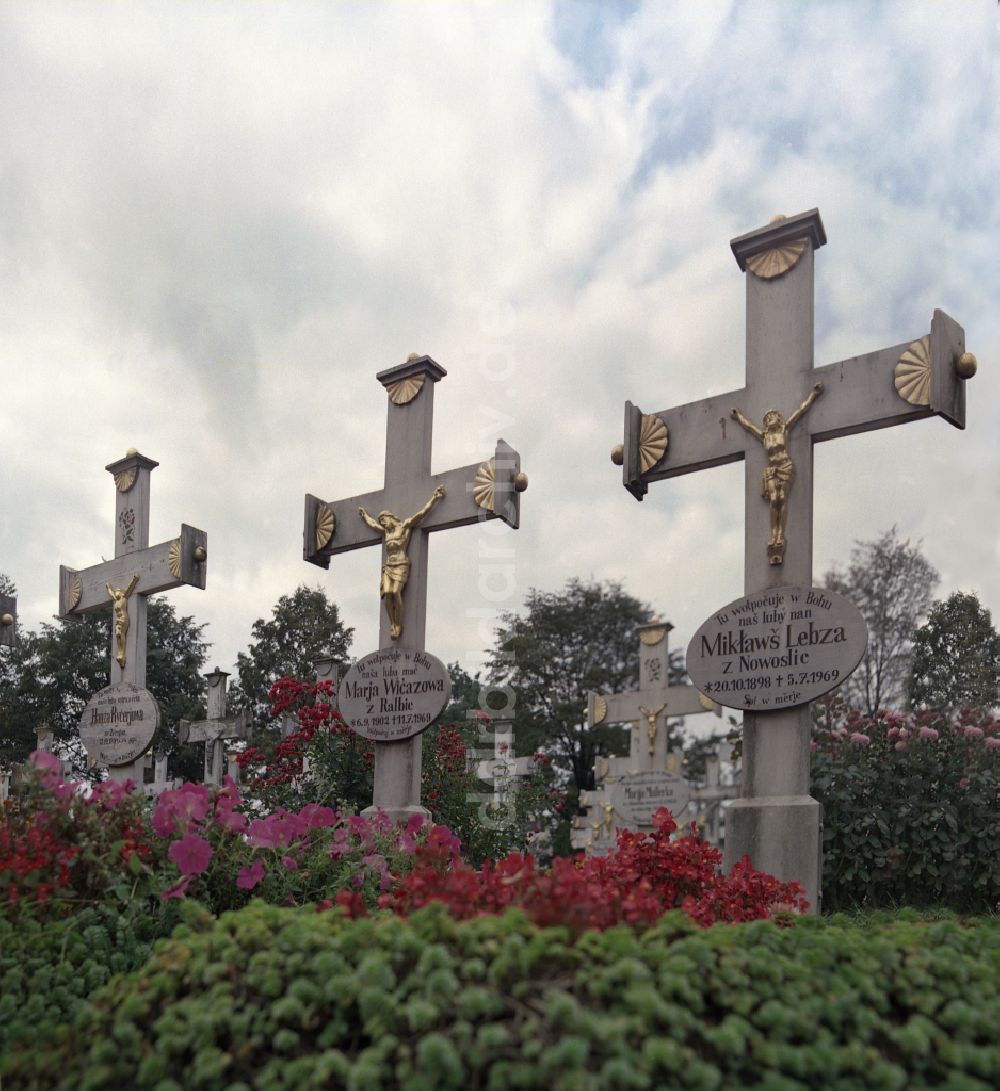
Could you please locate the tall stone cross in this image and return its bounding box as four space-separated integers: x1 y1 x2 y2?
0 592 15 648
303 354 527 822
614 208 976 910
179 668 250 787
58 450 208 784
587 620 719 773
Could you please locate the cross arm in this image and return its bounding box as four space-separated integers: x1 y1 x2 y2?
179 710 251 745
58 525 207 618
304 439 525 567
810 309 970 441
588 684 717 727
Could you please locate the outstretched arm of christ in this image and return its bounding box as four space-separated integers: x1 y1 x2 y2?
402 485 446 530
358 507 382 532
785 382 824 430
730 408 763 440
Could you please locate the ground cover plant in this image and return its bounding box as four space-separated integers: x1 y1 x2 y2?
811 702 1000 912
4 902 998 1090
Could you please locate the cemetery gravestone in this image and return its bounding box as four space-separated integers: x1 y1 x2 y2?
59 450 208 784
613 208 975 910
303 355 527 822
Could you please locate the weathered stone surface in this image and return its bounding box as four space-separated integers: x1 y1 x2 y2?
79 683 160 767
340 647 451 743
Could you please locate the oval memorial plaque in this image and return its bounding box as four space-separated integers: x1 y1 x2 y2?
79 683 160 766
612 770 691 828
340 647 452 742
686 586 867 712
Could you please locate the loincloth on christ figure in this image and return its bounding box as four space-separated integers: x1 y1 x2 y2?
762 456 794 498
380 555 411 595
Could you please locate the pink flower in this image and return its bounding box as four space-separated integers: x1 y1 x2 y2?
168 833 213 875
216 809 248 834
405 814 426 836
898 728 909 740
958 777 970 790
894 741 908 752
90 780 129 808
161 875 194 900
919 727 939 742
964 726 984 739
247 812 304 849
887 726 900 740
213 777 243 814
984 737 1000 751
152 783 210 837
299 804 337 829
281 855 299 871
348 815 369 838
237 859 266 890
29 750 62 775
849 733 870 747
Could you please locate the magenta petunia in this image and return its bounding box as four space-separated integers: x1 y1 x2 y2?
405 814 425 836
216 809 249 833
161 875 194 900
29 750 62 775
299 803 337 829
237 859 266 890
168 833 213 875
281 855 299 871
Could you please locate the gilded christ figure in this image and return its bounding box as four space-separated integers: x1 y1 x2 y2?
359 485 445 640
638 702 667 758
731 382 823 564
107 572 140 669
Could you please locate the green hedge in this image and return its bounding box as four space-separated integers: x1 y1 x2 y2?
3 903 998 1090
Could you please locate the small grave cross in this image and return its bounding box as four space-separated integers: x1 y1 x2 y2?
472 719 537 809
304 355 527 822
59 450 208 783
614 208 975 909
587 621 719 772
179 669 250 787
0 592 15 648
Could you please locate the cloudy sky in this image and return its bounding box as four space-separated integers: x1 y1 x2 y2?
2 1 998 704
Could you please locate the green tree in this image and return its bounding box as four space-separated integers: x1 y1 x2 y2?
233 585 353 727
0 599 208 777
822 527 939 715
485 579 673 793
0 573 15 597
908 591 1000 711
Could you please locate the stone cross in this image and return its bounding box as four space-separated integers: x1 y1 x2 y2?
58 450 208 784
689 745 741 848
179 669 250 787
614 208 975 910
471 719 537 808
587 621 720 772
304 354 526 823
141 753 179 798
0 592 15 648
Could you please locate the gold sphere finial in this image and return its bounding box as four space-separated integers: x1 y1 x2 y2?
126 447 138 457
193 546 207 563
956 352 977 380
769 213 787 223
611 444 624 466
406 352 420 362
1 613 13 627
513 472 528 493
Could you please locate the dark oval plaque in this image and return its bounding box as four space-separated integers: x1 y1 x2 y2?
79 683 160 766
686 585 867 712
340 647 452 742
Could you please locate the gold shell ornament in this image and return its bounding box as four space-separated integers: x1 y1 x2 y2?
638 414 669 474
169 539 182 580
114 466 137 493
473 458 496 511
315 503 336 551
894 336 932 406
639 625 667 647
592 695 608 725
745 237 807 280
385 374 425 406
66 572 82 612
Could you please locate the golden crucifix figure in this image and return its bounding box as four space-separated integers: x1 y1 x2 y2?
730 382 823 564
107 572 139 669
359 485 445 640
601 800 615 836
638 702 667 758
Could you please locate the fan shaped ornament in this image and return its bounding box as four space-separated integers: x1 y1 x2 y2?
314 503 336 552
894 336 932 406
745 236 808 280
168 539 182 580
639 625 668 647
66 572 82 612
113 466 138 493
638 414 669 474
473 458 496 512
592 695 608 725
385 374 425 406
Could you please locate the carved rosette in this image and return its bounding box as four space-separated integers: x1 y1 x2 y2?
113 466 138 493
168 539 182 580
745 237 807 280
638 414 669 474
314 503 336 551
894 336 932 406
66 572 82 612
472 458 496 512
639 625 667 647
385 374 425 406
592 695 608 725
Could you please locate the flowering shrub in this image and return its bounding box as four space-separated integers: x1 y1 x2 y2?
812 701 1000 911
335 807 808 930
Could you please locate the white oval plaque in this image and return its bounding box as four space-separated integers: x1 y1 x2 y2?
686 586 867 712
612 771 691 827
340 647 452 742
79 683 160 766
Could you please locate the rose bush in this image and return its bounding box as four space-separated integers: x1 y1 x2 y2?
812 700 1000 911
